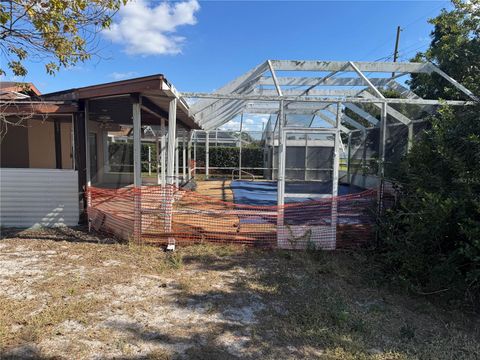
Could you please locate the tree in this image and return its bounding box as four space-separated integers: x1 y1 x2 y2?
377 105 480 304
408 0 480 99
0 0 127 77
377 0 480 308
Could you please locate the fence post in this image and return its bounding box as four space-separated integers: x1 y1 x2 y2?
346 132 352 184
187 131 192 181
165 98 177 250
182 131 186 183
84 101 92 232
407 121 413 152
156 130 160 184
328 102 342 250
276 101 286 247
239 114 243 180
378 101 388 213
160 117 166 186
205 131 210 179
175 136 179 187
132 96 142 244
148 146 152 176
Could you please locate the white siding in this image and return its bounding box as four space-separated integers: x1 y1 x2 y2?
1 169 79 227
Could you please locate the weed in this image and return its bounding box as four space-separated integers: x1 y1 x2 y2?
166 252 183 269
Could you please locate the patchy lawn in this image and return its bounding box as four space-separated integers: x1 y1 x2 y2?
0 228 479 360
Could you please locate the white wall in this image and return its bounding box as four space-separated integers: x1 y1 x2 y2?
1 169 79 227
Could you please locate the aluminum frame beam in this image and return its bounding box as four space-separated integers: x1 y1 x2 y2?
269 60 433 73
315 111 351 133
257 77 394 87
428 63 479 101
183 60 476 133
190 61 269 114
254 89 369 97
182 92 474 105
325 105 366 131
348 61 385 99
343 103 379 125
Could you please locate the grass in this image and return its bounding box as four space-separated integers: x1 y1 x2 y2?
0 227 479 359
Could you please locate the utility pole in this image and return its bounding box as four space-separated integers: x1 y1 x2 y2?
392 26 402 77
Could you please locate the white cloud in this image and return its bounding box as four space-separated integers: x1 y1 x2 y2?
244 118 254 124
109 71 138 80
104 0 200 56
219 121 240 131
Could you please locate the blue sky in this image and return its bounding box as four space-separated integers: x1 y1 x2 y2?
14 0 451 94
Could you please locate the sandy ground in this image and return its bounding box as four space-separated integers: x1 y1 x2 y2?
1 227 479 360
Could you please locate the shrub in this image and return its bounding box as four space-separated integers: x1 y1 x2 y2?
377 105 480 308
194 145 263 169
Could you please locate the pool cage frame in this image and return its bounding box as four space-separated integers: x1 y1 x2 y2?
183 61 475 196
86 60 476 248
178 60 476 248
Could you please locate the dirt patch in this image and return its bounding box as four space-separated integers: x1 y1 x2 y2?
1 227 479 359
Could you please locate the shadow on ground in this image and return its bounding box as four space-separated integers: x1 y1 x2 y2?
1 233 479 359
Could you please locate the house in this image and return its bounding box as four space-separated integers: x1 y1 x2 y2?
0 75 200 228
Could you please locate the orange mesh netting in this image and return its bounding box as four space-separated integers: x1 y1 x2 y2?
87 185 377 249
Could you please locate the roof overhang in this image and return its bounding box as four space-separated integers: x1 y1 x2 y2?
0 100 78 116
41 74 200 130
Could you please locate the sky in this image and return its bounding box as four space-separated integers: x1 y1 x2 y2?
9 0 452 95
3 0 452 131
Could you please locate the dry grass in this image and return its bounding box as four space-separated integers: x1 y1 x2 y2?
0 227 479 359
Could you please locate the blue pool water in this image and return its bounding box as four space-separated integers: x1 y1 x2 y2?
230 180 365 206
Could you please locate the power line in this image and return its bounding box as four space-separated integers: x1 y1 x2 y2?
359 1 447 62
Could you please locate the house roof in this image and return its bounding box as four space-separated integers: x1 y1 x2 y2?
41 74 199 130
0 82 42 100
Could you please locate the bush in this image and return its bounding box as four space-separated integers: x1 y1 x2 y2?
194 145 263 169
377 105 480 307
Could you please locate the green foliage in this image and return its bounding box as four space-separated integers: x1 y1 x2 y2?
377 105 480 305
107 142 264 175
0 0 127 77
408 0 480 99
376 1 480 309
195 146 263 169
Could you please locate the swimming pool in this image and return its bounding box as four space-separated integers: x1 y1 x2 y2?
230 180 366 206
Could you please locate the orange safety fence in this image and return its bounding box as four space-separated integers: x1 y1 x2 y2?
87 185 377 249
